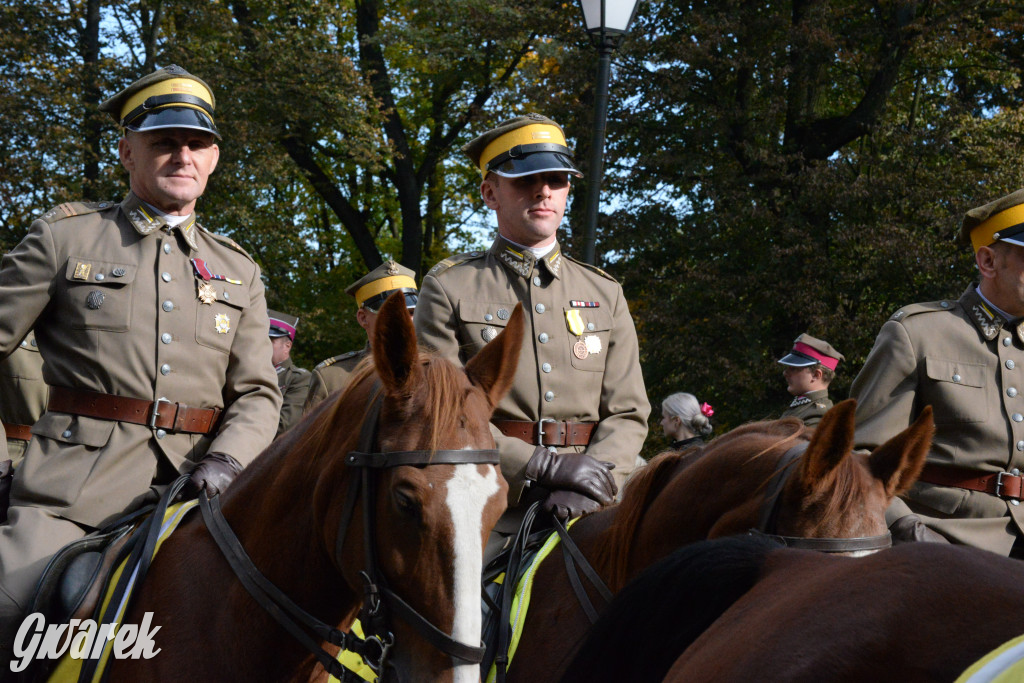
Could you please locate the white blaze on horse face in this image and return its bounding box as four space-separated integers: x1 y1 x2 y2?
445 463 500 681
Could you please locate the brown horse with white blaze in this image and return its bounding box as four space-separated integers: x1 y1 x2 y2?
109 293 524 683
498 400 933 682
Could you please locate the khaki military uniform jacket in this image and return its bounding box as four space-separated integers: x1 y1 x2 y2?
0 331 48 465
414 236 650 522
0 193 281 527
275 358 311 437
851 285 1024 555
781 389 832 427
302 346 369 414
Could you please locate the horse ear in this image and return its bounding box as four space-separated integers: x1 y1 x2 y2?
797 399 857 486
868 405 933 497
465 303 524 408
372 291 419 395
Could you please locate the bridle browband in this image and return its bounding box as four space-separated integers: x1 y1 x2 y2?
199 379 500 680
748 442 892 553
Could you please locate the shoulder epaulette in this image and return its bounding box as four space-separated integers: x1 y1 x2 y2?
314 349 363 370
425 251 486 278
563 254 618 283
293 366 309 374
889 300 956 323
200 226 255 260
40 201 115 225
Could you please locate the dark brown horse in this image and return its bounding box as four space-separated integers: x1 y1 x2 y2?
497 400 933 682
562 535 1024 682
108 293 524 683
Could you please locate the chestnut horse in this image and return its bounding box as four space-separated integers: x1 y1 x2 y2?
563 536 1024 682
104 293 523 682
495 400 933 682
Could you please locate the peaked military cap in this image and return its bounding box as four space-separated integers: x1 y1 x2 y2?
463 113 582 179
345 260 418 311
99 64 220 138
960 189 1024 253
777 333 844 371
268 310 300 341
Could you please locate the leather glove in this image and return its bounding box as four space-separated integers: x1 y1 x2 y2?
544 490 604 520
524 446 617 505
889 514 950 545
185 452 243 498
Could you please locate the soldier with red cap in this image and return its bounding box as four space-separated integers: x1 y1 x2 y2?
777 333 844 427
268 310 310 436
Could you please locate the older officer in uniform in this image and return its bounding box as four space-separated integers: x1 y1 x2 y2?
777 333 844 427
269 310 310 436
302 261 418 412
414 113 650 537
852 188 1024 555
0 65 281 653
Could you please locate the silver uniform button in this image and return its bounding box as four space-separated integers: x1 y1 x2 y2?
1018 441 1024 452
587 323 596 331
481 328 498 342
95 273 105 281
1009 387 1018 398
533 277 542 287
163 243 172 254
536 303 546 314
538 332 549 343
497 308 510 320
941 301 950 308
162 272 172 282
485 313 493 321
223 291 230 301
162 300 174 312
161 333 172 344
156 429 166 439
62 430 72 439
19 340 27 348
30 339 37 347
544 391 554 402
542 363 552 373
1006 337 1013 347
1009 360 1017 370
160 364 171 375
1014 413 1023 423
952 374 961 383
1014 468 1021 476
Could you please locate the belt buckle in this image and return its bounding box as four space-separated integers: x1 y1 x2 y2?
997 469 1022 499
148 396 170 429
536 418 556 447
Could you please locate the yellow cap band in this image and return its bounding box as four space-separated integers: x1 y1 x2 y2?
354 275 417 307
120 78 215 124
972 203 1024 252
478 123 568 174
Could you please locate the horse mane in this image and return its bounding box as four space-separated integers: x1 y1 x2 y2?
597 418 807 591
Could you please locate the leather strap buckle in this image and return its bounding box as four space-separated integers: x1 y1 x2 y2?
148 397 172 429
996 470 1023 499
536 418 556 447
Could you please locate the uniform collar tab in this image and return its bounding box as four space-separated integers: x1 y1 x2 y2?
121 192 199 251
964 285 1002 341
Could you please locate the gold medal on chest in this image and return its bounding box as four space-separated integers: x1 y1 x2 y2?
197 281 217 305
573 340 590 360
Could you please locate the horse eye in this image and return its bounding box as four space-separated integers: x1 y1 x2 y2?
395 490 422 518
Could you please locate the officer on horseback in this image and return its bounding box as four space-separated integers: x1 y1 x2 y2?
0 65 281 663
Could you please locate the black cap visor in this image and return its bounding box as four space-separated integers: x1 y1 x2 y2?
125 107 221 138
362 289 419 313
995 222 1024 248
777 351 819 367
488 151 582 179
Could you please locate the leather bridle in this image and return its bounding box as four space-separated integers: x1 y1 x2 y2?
199 381 500 680
747 442 892 553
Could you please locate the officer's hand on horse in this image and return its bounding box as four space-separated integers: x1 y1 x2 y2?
185 452 243 498
525 447 617 505
543 489 605 520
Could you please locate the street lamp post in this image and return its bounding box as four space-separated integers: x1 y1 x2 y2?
578 0 641 265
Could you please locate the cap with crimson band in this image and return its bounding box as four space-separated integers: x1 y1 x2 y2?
777 333 844 371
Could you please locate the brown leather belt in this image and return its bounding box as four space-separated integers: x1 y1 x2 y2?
2 422 32 441
48 386 221 435
918 463 1024 500
492 419 596 447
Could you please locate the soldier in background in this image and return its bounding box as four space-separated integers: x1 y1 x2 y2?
777 333 844 427
268 310 310 436
414 113 650 550
853 189 1024 554
0 65 281 657
302 261 418 412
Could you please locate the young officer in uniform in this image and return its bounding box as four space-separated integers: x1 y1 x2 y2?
302 260 418 412
0 65 281 655
268 310 310 436
414 114 650 540
777 333 844 427
852 189 1024 555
